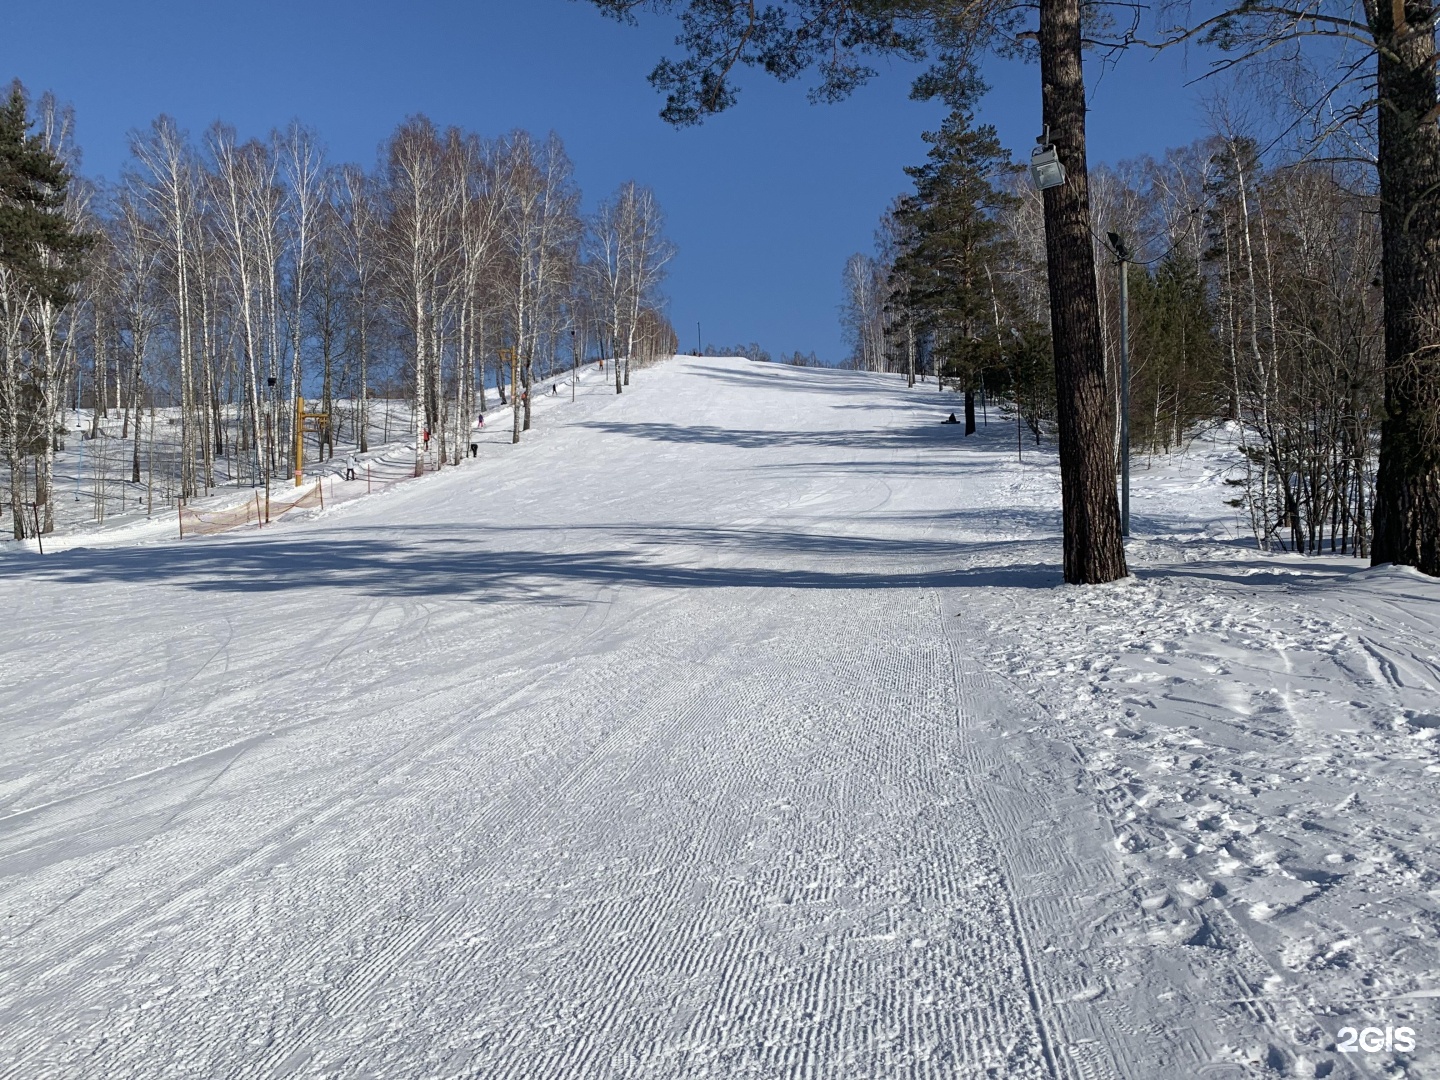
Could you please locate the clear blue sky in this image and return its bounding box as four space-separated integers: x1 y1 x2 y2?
3 0 1214 363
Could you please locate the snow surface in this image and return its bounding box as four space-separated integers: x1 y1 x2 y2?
1 356 1438 1079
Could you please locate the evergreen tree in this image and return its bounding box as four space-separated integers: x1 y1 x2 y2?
0 81 93 538
0 82 90 307
1128 253 1221 452
891 76 1018 434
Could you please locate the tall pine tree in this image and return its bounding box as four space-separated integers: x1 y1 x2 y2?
0 80 92 538
0 82 89 306
892 75 1015 434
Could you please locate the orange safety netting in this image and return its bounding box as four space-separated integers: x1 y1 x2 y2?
179 483 323 538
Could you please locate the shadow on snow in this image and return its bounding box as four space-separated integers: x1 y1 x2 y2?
0 523 1066 599
587 420 982 452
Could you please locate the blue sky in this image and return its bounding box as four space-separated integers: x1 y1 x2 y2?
4 1 1217 363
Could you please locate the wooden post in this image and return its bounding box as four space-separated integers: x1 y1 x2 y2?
294 396 305 487
177 497 184 539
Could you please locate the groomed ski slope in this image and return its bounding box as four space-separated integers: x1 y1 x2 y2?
2 356 1438 1079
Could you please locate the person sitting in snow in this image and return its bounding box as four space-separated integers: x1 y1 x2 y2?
942 413 959 424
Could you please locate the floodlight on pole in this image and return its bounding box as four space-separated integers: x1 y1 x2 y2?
1029 127 1067 191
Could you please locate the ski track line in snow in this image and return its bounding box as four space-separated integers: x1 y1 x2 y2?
255 619 720 1075
374 588 1045 1080
1 543 701 1076
1 589 428 816
264 621 729 1077
0 663 608 1077
972 564 1437 1078
2 573 630 928
943 602 1354 1080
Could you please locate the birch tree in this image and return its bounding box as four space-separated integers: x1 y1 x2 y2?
278 122 327 476
338 165 380 452
129 116 203 497
591 180 675 394
206 124 274 479
841 253 886 371
499 132 581 437
381 117 451 474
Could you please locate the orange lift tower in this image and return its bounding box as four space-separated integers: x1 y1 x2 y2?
294 396 331 486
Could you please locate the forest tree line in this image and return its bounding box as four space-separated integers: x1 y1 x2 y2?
0 81 678 539
842 85 1381 560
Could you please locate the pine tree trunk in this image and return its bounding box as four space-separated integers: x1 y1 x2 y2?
965 388 976 435
1038 0 1128 583
1369 0 1440 575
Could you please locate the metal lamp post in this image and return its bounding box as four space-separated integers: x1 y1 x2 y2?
1107 231 1131 538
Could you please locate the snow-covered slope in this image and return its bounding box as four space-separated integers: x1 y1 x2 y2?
1 356 1436 1079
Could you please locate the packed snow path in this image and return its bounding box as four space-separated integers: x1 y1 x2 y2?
2 358 1437 1079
